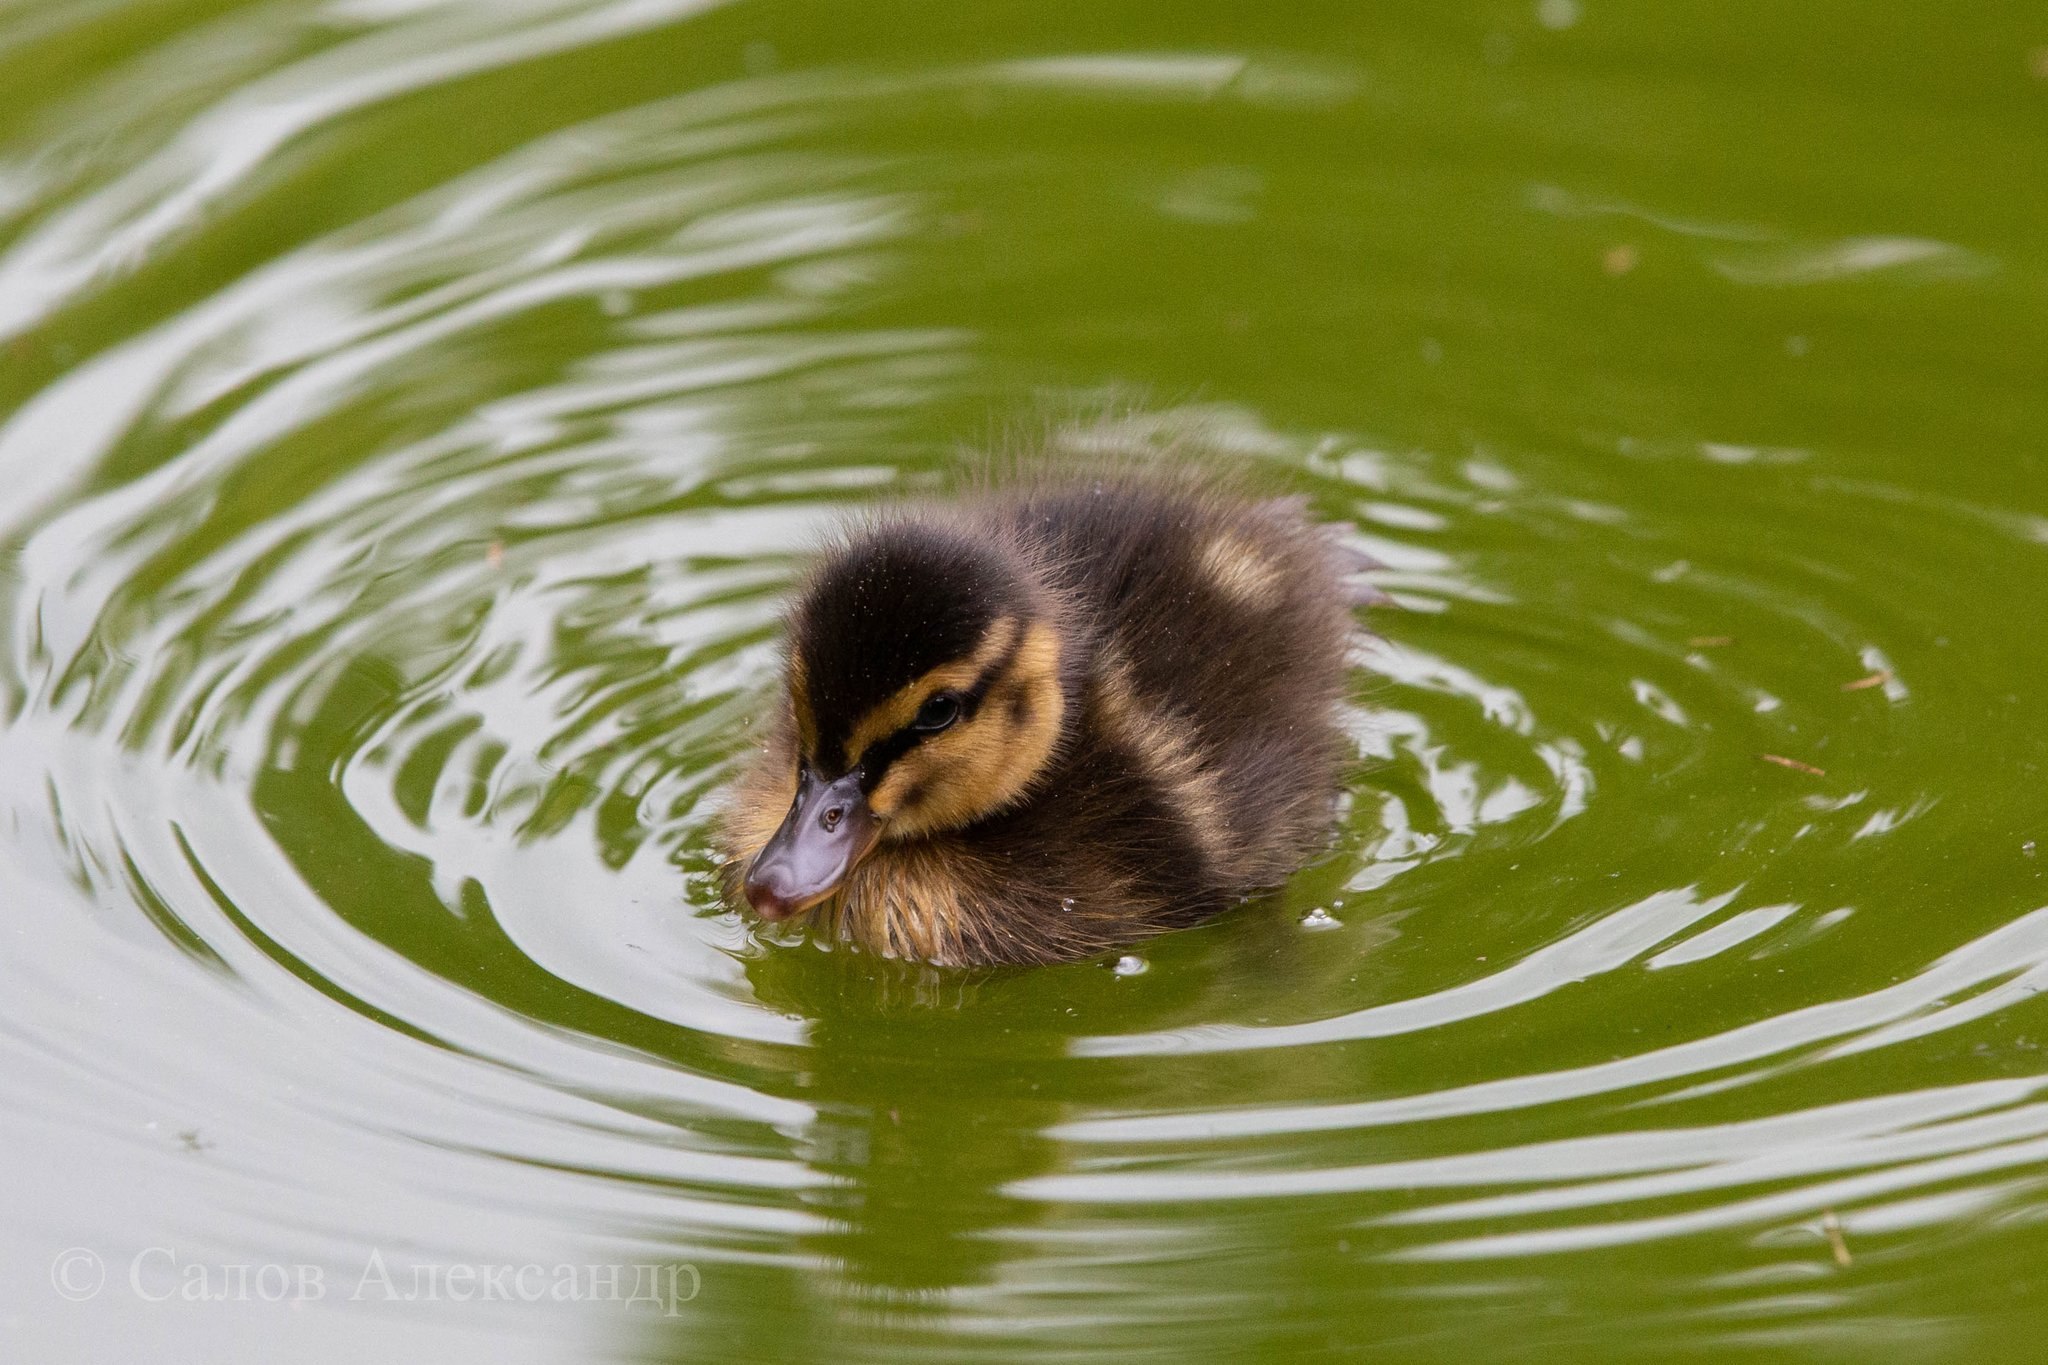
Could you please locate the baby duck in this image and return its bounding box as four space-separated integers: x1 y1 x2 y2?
720 464 1364 966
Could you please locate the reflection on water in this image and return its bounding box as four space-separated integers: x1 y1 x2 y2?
4 0 2048 1360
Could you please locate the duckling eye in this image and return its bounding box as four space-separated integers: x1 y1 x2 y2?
912 693 963 733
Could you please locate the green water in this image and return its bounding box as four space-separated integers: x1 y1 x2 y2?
4 1 2047 1360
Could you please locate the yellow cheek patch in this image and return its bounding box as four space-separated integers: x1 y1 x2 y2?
1200 532 1283 610
842 615 1021 763
869 620 1065 838
1092 648 1241 879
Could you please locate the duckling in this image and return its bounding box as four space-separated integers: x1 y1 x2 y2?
718 461 1367 966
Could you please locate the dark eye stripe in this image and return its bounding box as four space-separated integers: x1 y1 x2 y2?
853 624 1029 787
960 625 1024 713
854 728 919 788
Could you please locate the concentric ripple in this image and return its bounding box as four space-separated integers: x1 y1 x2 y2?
4 2 2048 1361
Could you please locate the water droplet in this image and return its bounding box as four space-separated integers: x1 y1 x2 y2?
1112 955 1147 977
1060 897 1076 912
1301 907 1340 930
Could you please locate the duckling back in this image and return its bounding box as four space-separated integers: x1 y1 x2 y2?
973 475 1356 925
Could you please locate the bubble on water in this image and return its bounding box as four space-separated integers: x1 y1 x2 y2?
1301 908 1341 930
1112 955 1148 977
1060 897 1076 912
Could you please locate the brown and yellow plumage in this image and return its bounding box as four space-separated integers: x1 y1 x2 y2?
718 459 1366 966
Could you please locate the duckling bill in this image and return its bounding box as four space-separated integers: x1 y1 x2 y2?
720 465 1365 966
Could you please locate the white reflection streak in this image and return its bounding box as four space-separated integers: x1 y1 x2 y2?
1648 903 1800 969
1382 1094 2048 1228
1073 885 1738 1059
1712 235 1992 287
9 188 905 681
1362 636 1534 734
986 52 1361 109
0 85 839 563
1 730 817 1127
0 0 735 341
1061 904 2048 1137
1009 1078 2042 1205
1390 1139 2048 1262
988 54 1252 98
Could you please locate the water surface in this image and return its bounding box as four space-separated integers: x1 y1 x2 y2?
4 1 2048 1360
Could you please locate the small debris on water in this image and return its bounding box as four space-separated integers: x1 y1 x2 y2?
1301 908 1341 930
1112 955 1148 978
1760 753 1826 777
1821 1209 1852 1267
1687 635 1734 648
1841 670 1892 692
2024 841 2037 857
1602 243 1638 276
485 539 505 570
2031 45 2048 80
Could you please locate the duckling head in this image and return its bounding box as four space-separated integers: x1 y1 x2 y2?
742 522 1068 921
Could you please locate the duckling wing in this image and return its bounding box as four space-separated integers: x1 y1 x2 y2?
1001 478 1358 887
